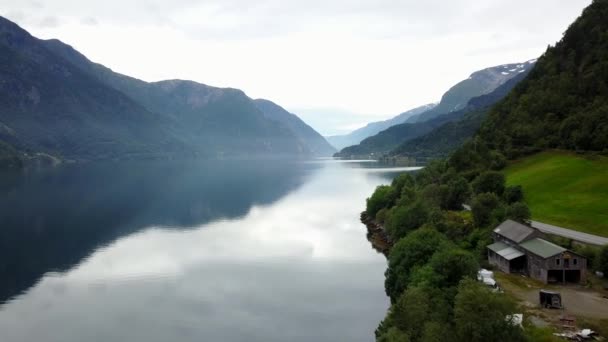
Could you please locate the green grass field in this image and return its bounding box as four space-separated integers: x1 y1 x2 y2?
504 151 608 237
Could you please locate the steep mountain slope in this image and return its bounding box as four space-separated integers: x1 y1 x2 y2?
406 61 536 123
40 36 311 158
0 17 180 161
252 99 336 156
334 112 463 157
476 0 608 158
0 16 325 164
326 103 436 150
390 69 532 159
335 67 532 158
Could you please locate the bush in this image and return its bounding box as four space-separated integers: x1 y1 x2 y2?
385 201 430 241
385 227 450 301
506 202 531 223
573 245 599 271
367 185 396 217
376 208 389 224
471 193 500 228
454 279 525 342
504 185 524 204
472 171 506 195
443 177 471 210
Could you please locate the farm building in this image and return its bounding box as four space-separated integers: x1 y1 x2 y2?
487 220 587 284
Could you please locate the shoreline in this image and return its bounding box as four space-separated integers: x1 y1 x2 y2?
360 211 393 257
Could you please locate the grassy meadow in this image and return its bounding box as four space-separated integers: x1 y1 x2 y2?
504 151 608 236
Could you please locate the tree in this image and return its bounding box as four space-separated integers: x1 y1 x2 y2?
420 322 448 342
454 279 525 342
385 201 430 241
378 328 410 342
504 185 524 204
367 185 396 218
391 287 432 340
443 177 471 210
506 202 531 223
392 173 416 196
472 171 506 195
471 193 500 228
425 248 479 289
385 227 450 301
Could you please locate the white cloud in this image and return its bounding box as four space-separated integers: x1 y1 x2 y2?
0 0 592 133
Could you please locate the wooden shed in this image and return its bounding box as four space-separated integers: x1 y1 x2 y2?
487 220 587 284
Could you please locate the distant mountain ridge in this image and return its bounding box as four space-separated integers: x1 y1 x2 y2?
334 64 534 158
405 60 536 124
252 99 336 156
390 69 533 159
0 16 333 167
326 103 436 150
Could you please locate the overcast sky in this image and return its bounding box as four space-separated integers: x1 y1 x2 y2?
1 0 592 135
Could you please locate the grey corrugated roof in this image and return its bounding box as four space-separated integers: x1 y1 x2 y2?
520 238 566 258
487 241 525 260
487 241 509 253
493 220 535 243
497 247 525 260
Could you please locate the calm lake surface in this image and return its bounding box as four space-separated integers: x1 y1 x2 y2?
0 159 417 342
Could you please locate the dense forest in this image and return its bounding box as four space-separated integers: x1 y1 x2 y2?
366 1 608 341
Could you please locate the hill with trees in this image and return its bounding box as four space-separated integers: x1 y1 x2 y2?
335 68 531 159
389 69 532 160
365 1 608 340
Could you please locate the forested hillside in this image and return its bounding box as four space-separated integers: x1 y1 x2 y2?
335 67 531 159
366 1 608 341
478 1 608 158
390 69 532 159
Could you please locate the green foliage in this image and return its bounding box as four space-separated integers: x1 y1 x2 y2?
385 201 430 241
471 193 500 228
472 171 506 195
443 177 471 210
367 185 397 218
376 208 389 224
385 227 450 301
377 327 410 342
506 202 531 224
504 185 524 204
454 279 525 342
478 0 608 157
373 2 608 340
573 244 599 270
392 173 416 194
422 248 479 289
419 322 448 342
388 287 451 342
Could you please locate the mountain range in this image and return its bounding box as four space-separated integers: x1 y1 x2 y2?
334 61 535 158
325 103 436 150
0 16 334 168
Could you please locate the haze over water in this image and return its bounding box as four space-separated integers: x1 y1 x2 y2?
0 160 415 342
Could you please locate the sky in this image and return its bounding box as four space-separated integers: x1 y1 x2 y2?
0 0 593 135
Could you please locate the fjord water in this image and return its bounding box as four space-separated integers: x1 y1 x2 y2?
0 160 413 342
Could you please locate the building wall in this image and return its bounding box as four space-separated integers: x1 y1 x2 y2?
526 251 587 284
488 250 510 273
527 253 547 283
